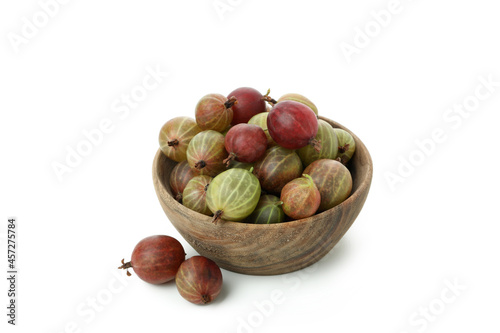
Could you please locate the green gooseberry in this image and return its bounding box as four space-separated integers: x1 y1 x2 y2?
333 128 356 164
248 112 277 147
226 160 254 171
297 119 339 167
206 168 261 224
247 195 284 224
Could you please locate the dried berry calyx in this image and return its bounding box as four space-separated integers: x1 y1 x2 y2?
338 143 350 153
167 139 179 147
212 210 224 224
309 138 322 153
118 259 132 276
194 160 207 169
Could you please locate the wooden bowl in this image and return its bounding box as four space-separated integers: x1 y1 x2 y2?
152 117 373 275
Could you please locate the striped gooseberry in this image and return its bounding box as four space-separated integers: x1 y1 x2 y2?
252 146 303 194
187 130 228 177
304 159 352 212
280 174 321 220
333 128 356 165
195 94 236 132
206 168 261 223
248 112 277 147
246 194 285 224
182 175 212 216
297 119 339 167
169 160 196 202
277 93 318 116
175 256 223 305
159 117 202 162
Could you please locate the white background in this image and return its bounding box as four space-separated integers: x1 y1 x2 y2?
1 0 500 332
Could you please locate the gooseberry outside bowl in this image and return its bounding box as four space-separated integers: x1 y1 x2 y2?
152 117 373 275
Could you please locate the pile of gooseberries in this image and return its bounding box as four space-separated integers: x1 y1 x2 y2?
119 235 223 305
159 87 356 223
118 87 358 307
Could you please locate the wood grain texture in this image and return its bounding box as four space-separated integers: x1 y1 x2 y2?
153 117 373 275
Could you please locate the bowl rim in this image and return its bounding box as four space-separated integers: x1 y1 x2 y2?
153 117 373 229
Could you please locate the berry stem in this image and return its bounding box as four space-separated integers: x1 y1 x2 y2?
302 174 314 183
204 183 210 192
224 96 238 109
175 193 183 202
212 210 223 224
262 88 278 106
167 139 179 147
223 152 237 167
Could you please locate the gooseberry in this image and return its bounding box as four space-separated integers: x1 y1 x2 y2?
175 256 223 305
118 235 185 284
304 159 352 212
159 117 202 162
277 93 318 116
248 112 277 147
223 124 267 166
333 128 356 165
169 160 196 202
280 174 321 220
182 175 212 216
195 94 236 132
252 146 303 194
206 168 261 223
187 130 228 177
267 100 321 151
246 194 284 224
227 87 267 125
297 119 338 167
